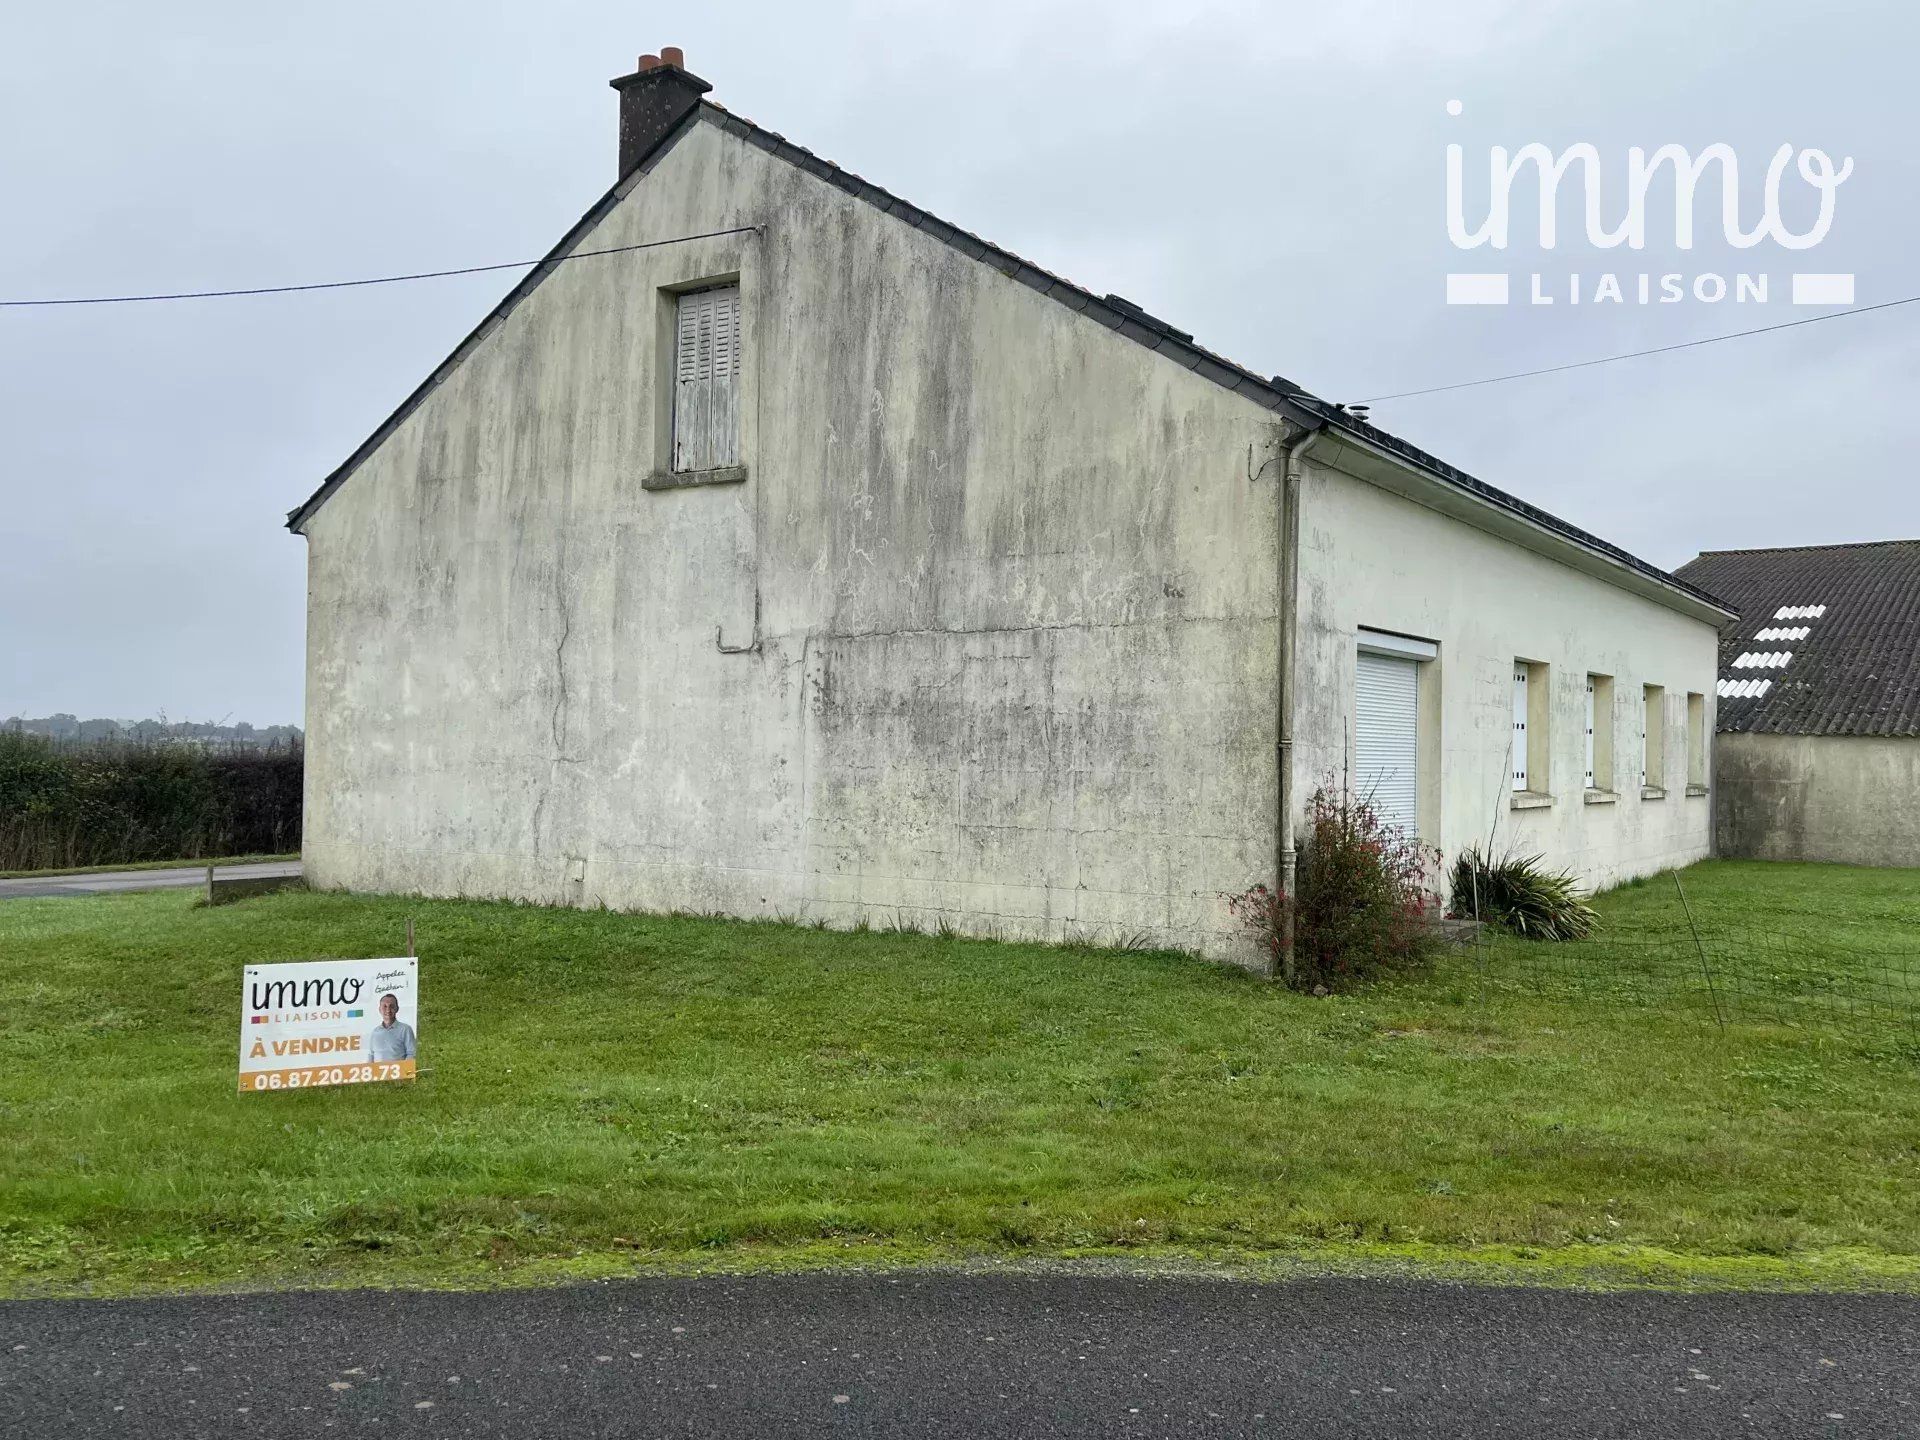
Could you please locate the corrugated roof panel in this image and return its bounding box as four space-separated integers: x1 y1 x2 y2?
1676 541 1920 737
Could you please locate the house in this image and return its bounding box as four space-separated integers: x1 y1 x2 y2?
286 50 1729 963
1674 540 1920 866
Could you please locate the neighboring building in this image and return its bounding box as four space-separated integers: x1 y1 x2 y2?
287 51 1728 962
1674 540 1920 866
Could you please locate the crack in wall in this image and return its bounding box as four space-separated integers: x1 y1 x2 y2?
550 573 574 754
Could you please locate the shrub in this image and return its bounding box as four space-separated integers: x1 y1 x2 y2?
1448 845 1597 940
0 732 302 871
1231 787 1440 991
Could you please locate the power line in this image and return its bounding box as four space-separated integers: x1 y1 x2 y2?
0 226 760 307
1358 292 1920 403
5 232 1910 409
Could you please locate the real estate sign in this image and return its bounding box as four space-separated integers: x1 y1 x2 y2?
238 957 419 1093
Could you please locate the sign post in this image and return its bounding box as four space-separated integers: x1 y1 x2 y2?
238 957 420 1093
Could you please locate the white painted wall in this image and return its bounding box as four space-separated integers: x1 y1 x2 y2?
1294 457 1719 890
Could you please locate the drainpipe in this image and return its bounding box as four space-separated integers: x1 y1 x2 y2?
1274 416 1328 985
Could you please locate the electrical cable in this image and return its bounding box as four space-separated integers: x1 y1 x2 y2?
1356 294 1920 403
0 226 759 307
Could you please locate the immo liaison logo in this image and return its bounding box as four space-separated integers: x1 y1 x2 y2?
1443 100 1853 308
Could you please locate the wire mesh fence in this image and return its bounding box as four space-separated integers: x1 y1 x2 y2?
1461 896 1920 1041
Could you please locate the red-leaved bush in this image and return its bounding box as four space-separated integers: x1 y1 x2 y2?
1230 786 1440 991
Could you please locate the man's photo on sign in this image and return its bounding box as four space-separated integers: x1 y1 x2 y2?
366 991 416 1062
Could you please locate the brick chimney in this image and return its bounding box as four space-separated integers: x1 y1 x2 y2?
609 48 711 180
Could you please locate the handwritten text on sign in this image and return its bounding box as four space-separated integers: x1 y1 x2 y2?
239 957 419 1093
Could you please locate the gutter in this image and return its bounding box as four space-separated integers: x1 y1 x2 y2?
1273 415 1329 984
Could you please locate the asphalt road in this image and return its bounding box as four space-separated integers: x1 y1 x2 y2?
3 1272 1915 1438
0 860 301 900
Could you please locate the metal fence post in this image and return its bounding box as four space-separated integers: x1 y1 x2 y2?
1672 869 1727 1029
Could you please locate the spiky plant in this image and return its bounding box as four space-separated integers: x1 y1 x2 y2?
1449 845 1598 941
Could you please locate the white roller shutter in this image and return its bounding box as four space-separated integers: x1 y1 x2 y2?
671 285 741 472
1355 651 1420 838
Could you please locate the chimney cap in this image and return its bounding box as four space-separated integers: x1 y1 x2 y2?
660 45 685 67
609 51 712 102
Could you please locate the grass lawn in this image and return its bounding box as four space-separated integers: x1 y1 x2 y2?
3 859 1918 1297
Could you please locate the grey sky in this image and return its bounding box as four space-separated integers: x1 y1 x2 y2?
3 0 1913 725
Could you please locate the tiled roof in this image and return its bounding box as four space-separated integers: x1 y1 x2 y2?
1674 541 1920 737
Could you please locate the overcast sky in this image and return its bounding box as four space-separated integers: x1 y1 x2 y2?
3 0 1913 725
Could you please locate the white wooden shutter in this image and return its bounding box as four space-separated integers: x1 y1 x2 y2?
671 285 741 472
1356 652 1420 838
1511 665 1530 791
1584 678 1596 788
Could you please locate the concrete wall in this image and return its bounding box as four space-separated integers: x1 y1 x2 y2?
1714 732 1920 866
1294 458 1719 889
300 114 1286 956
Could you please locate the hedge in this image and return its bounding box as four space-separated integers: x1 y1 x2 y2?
0 732 302 871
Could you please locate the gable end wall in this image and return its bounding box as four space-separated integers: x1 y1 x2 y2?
300 116 1289 958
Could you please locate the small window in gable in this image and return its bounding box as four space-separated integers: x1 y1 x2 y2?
671 284 741 473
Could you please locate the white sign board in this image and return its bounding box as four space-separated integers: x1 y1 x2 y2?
239 957 419 1093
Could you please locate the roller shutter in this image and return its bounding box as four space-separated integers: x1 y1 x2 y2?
1355 651 1420 838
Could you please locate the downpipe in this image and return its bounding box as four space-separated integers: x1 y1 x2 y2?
1273 418 1327 984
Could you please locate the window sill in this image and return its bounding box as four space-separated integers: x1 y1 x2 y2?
644 464 749 491
1509 790 1554 811
1583 788 1619 806
1641 785 1668 801
1686 783 1709 798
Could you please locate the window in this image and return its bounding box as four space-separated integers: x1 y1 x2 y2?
1687 691 1707 792
1511 660 1550 799
1355 629 1436 839
1586 673 1615 793
671 284 741 473
1641 684 1666 795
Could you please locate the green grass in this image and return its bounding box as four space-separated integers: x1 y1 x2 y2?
0 853 298 880
3 859 1918 1297
1484 862 1920 1031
